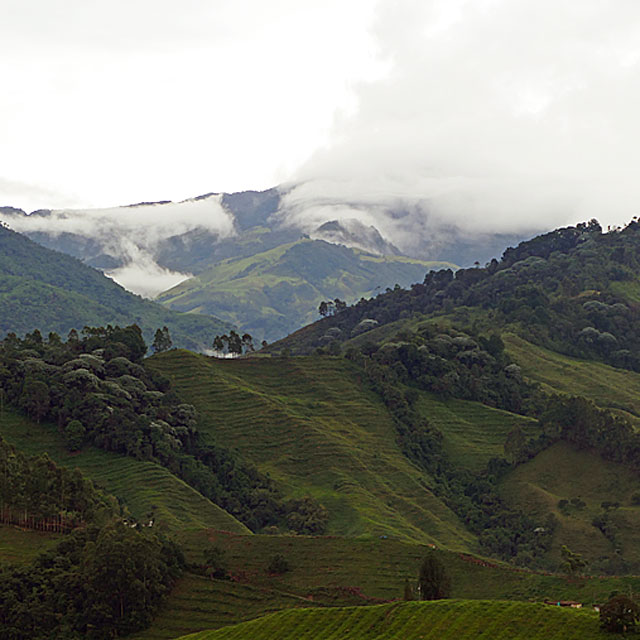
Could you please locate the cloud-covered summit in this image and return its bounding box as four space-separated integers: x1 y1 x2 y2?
279 0 640 248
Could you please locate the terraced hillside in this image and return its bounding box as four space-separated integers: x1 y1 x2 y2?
413 391 537 472
175 600 609 640
129 575 315 640
148 350 473 547
0 409 248 534
175 530 640 604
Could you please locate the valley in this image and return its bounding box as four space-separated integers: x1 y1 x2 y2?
2 220 640 638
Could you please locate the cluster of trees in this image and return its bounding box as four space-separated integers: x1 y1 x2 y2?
0 437 115 532
0 432 182 639
212 330 261 356
318 298 347 317
353 325 534 414
0 521 184 639
0 325 327 534
539 394 638 465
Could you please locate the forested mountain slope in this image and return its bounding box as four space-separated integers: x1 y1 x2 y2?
157 238 454 342
0 225 230 351
270 219 640 364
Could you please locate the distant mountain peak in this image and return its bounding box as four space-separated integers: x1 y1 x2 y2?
311 218 401 256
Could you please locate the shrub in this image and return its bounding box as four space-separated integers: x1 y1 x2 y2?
268 554 290 575
600 595 640 633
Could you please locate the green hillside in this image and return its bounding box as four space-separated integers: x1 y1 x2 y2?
413 391 537 472
148 350 473 548
0 408 247 534
157 238 455 342
174 530 640 602
8 219 640 638
500 441 640 571
0 225 230 351
175 600 608 640
129 574 314 640
504 333 640 425
132 528 640 639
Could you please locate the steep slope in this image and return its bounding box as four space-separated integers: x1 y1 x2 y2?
499 441 640 572
147 350 473 548
0 408 247 534
0 225 230 350
268 219 640 360
504 333 640 425
157 239 455 341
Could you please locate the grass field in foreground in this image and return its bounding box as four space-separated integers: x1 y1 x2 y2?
148 351 472 549
174 599 609 640
133 528 640 639
0 408 248 535
128 573 315 640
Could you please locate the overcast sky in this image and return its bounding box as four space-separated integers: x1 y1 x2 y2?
1 0 380 210
3 0 640 233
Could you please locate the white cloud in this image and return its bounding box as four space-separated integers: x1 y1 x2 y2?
0 196 234 297
280 0 640 251
0 0 380 212
105 251 192 299
1 195 235 246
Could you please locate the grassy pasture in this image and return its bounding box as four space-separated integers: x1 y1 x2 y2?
0 524 61 565
413 391 538 472
129 574 314 640
174 600 610 640
177 530 640 604
504 333 640 425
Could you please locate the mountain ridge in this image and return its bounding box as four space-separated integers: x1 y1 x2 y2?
0 224 230 351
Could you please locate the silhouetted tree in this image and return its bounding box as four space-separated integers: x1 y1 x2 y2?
418 552 451 600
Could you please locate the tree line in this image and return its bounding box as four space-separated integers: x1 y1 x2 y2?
0 437 114 532
0 521 184 639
